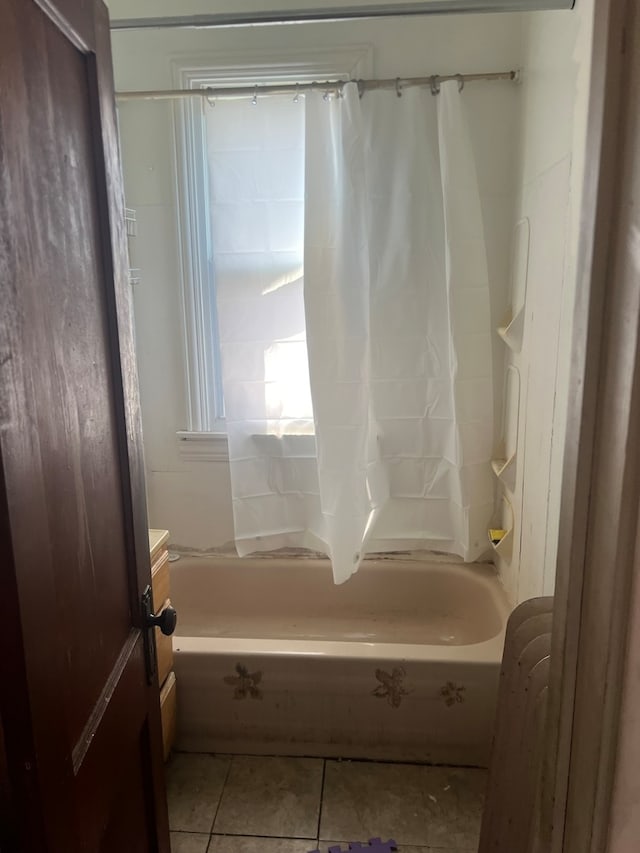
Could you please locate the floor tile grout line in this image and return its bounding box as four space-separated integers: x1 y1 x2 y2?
209 754 235 836
170 829 213 835
206 832 321 841
316 757 327 847
205 830 317 844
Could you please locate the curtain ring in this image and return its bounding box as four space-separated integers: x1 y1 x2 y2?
251 86 258 106
395 77 402 98
456 74 465 93
206 87 216 107
430 75 440 96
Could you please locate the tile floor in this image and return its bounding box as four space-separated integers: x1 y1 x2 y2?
167 754 485 853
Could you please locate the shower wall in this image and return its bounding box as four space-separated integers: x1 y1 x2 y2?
112 9 521 553
497 1 595 604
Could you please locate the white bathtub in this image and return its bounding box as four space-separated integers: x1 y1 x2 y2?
170 555 510 766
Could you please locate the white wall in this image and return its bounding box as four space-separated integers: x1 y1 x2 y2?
496 2 594 603
112 13 522 552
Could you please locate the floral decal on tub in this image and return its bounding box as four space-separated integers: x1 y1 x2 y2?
439 681 466 706
373 667 412 708
224 664 263 700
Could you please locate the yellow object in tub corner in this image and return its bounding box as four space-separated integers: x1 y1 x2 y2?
489 528 508 546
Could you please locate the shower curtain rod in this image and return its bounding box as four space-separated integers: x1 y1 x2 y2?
115 70 518 102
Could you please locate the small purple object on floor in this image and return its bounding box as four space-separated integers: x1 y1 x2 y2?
309 839 397 853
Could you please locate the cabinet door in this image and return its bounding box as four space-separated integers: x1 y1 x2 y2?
0 1 170 850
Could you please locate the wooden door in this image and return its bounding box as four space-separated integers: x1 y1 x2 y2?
0 1 171 851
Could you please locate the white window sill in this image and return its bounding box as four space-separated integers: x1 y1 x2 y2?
176 431 229 461
176 430 317 462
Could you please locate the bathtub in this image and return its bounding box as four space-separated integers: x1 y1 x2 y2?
170 555 510 766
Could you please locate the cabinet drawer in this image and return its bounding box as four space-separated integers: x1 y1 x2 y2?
159 671 176 761
151 549 174 687
156 624 173 689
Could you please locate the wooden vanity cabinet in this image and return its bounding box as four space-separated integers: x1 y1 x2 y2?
149 529 176 760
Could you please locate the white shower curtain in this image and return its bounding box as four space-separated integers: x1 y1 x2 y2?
219 81 494 583
211 95 326 557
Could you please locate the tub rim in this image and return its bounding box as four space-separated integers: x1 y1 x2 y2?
172 631 506 664
170 553 511 663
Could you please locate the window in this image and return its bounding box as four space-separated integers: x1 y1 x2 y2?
205 91 313 437
173 49 371 454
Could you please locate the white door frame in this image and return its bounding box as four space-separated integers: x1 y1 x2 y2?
544 0 640 849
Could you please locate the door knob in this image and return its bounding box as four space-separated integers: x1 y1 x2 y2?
141 585 178 683
147 603 177 636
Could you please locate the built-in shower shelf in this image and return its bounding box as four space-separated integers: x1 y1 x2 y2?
492 367 520 494
488 495 514 561
488 526 513 559
491 453 516 479
497 306 525 352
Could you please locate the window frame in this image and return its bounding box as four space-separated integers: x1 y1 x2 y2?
172 46 372 456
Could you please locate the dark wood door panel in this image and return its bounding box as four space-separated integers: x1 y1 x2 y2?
1 0 133 753
100 731 155 853
0 719 18 851
73 633 150 850
32 0 95 51
0 1 170 849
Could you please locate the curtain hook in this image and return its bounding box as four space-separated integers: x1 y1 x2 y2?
395 77 402 98
456 74 465 93
323 90 330 101
206 87 216 108
251 86 258 106
293 83 300 103
357 79 365 99
430 75 440 96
